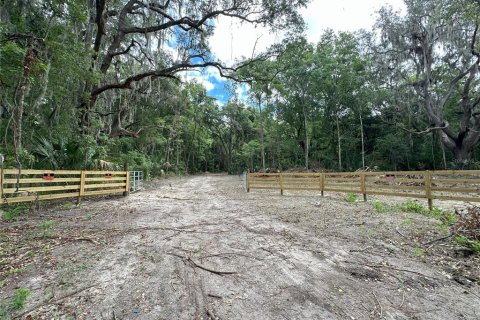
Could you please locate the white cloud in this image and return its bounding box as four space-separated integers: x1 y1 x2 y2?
208 16 281 65
209 0 405 63
301 0 406 43
181 70 215 92
205 0 406 102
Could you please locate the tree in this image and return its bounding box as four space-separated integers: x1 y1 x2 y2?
375 0 480 164
79 0 308 134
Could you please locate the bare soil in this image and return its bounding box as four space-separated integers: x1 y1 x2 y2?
1 174 479 320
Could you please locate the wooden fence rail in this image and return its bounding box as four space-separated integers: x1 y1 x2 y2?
247 170 480 209
0 169 129 204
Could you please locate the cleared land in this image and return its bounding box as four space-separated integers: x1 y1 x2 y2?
0 174 479 319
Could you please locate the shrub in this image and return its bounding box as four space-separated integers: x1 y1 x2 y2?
454 236 480 255
10 288 31 310
373 201 390 213
1 205 29 221
39 220 56 238
344 193 358 203
396 201 427 214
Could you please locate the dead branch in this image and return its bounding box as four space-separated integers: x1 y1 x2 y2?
167 252 238 276
422 233 454 246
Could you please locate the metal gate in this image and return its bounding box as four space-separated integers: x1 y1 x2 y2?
130 171 143 192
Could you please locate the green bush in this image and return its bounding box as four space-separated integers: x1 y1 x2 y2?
454 236 480 255
373 201 391 213
396 201 427 214
344 193 358 203
10 288 31 310
1 205 29 221
39 220 56 238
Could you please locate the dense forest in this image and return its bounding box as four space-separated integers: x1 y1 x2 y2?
1 0 480 177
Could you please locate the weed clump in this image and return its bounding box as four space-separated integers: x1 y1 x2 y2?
344 193 358 203
1 205 29 220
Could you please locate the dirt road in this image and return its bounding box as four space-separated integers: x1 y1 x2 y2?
1 174 479 319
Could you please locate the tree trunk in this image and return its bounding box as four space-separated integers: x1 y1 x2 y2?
359 111 365 169
257 94 266 172
303 104 309 170
13 47 35 152
336 116 342 171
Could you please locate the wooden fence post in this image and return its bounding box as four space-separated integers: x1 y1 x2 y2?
279 173 284 195
321 173 325 197
361 173 367 202
124 163 130 197
246 172 250 192
425 171 433 210
0 168 3 202
78 170 86 204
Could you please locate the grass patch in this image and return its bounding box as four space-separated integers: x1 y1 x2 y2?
61 202 75 210
38 220 56 238
1 205 29 221
10 288 31 310
4 267 25 277
414 247 426 257
344 193 358 203
0 288 32 318
396 201 427 214
372 201 392 213
454 236 480 255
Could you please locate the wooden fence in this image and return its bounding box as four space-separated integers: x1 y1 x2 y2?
247 170 480 209
0 169 129 204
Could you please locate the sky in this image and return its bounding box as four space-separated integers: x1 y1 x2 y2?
185 0 406 106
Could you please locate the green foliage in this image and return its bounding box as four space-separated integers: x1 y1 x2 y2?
373 201 390 213
10 288 31 310
1 205 29 221
0 0 478 180
414 247 426 257
5 268 25 277
344 193 358 203
396 202 428 214
39 220 56 238
454 236 480 255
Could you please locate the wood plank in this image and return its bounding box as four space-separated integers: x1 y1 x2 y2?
431 178 480 184
125 171 130 195
366 177 424 183
282 187 321 191
365 184 425 191
323 177 359 182
433 195 480 202
84 183 127 189
2 192 78 204
324 183 360 188
79 171 86 197
3 178 81 184
84 171 127 175
83 189 126 196
3 169 81 175
324 188 361 193
0 169 3 200
249 186 281 190
84 177 127 182
366 191 426 198
3 185 80 194
431 187 480 193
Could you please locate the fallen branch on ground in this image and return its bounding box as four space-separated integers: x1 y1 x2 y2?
167 252 238 276
423 233 454 246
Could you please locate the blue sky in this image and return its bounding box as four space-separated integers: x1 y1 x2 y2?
186 0 406 107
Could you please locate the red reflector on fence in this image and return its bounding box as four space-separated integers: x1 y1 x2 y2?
105 173 112 179
43 173 55 180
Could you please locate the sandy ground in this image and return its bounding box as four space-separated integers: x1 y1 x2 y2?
0 174 479 320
